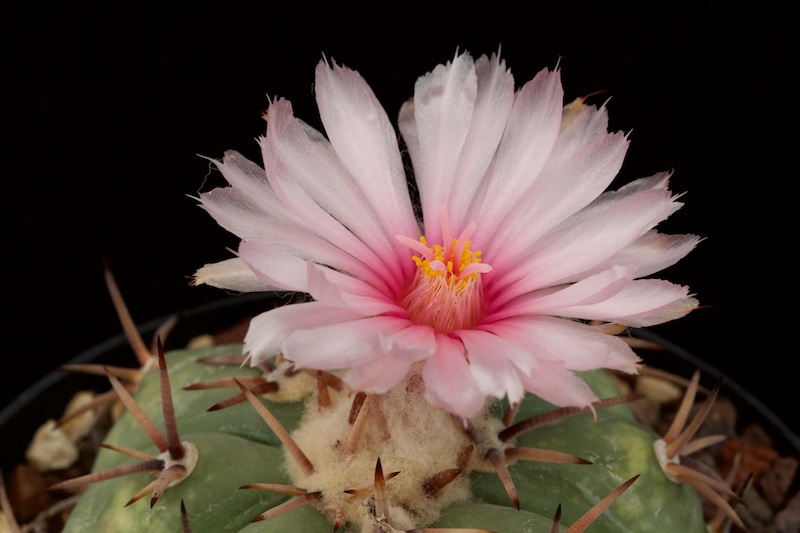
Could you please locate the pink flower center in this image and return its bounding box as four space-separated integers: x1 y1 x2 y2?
396 206 492 333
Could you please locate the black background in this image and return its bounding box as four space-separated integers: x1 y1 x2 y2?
5 5 794 432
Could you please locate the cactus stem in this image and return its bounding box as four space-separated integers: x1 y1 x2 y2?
240 483 308 496
233 378 315 475
564 475 639 532
422 468 461 497
504 447 591 465
498 394 643 442
484 448 519 510
252 492 322 522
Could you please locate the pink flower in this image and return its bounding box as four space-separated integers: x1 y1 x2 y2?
194 51 699 418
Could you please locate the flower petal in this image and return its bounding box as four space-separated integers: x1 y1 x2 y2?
380 324 438 363
315 60 419 243
283 316 409 370
488 264 637 322
400 53 515 234
342 356 414 394
398 51 477 240
238 240 309 292
456 329 527 405
481 316 640 372
471 66 564 242
488 187 682 306
201 153 393 293
244 302 363 365
422 334 485 418
306 263 405 317
261 98 409 295
588 230 702 280
192 257 276 292
498 268 698 327
519 360 598 408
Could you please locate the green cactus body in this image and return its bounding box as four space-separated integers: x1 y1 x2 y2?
63 343 705 532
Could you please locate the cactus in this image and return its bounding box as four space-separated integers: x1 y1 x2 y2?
53 335 717 532
38 49 748 532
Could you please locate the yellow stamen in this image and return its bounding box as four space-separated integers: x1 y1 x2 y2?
396 206 491 333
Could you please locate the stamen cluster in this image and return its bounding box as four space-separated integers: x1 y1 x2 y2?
398 209 492 334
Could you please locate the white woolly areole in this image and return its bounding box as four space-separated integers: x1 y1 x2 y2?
157 441 198 488
652 438 680 483
285 372 474 532
264 360 318 402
